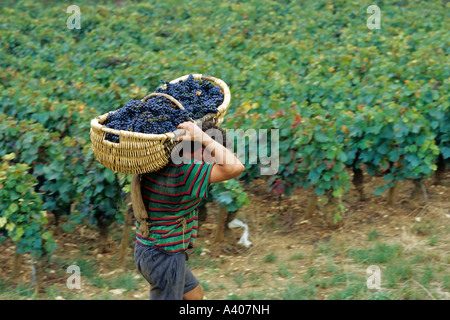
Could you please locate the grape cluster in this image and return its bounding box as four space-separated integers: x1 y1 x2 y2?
156 74 224 119
104 75 224 143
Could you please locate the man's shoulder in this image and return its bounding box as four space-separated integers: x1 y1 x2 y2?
141 159 211 185
142 160 190 176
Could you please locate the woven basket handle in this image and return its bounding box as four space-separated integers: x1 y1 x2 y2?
143 92 196 127
141 92 185 110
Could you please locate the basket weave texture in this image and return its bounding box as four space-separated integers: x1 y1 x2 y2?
89 74 231 174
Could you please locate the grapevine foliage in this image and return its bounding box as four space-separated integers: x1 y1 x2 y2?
209 179 251 213
0 153 56 258
0 0 447 251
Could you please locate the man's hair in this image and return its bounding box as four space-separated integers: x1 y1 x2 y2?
170 121 229 163
176 121 228 157
190 121 228 151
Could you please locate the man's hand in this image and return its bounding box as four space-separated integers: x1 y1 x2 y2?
177 121 206 143
177 121 244 183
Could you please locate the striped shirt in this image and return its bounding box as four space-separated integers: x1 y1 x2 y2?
136 158 215 254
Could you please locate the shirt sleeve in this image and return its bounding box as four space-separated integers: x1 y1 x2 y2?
190 160 215 199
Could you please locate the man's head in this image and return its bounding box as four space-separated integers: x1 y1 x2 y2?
180 121 228 162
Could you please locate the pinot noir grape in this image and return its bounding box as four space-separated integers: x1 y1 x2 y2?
104 75 224 143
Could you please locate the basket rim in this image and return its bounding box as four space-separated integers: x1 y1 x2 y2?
90 112 218 142
90 74 230 142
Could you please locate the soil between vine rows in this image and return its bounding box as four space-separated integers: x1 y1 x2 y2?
0 170 448 300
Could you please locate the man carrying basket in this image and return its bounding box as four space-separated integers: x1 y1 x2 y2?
133 120 244 300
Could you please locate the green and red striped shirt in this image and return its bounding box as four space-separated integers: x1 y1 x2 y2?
136 158 215 254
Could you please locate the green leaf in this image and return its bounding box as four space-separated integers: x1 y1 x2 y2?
315 187 325 196
104 170 116 184
0 217 7 228
5 222 15 233
326 148 336 160
336 150 348 162
42 231 52 241
332 186 344 197
441 147 450 159
2 153 16 161
308 169 321 184
33 238 42 249
216 192 233 205
314 131 329 143
12 226 24 242
6 203 19 215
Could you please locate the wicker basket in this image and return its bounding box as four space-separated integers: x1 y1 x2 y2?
89 74 231 174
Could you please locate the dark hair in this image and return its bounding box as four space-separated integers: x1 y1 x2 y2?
174 121 228 158
190 121 228 151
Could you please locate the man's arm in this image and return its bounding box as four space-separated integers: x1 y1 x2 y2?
177 122 244 183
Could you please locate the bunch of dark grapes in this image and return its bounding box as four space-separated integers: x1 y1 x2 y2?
104 75 223 143
156 74 223 119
